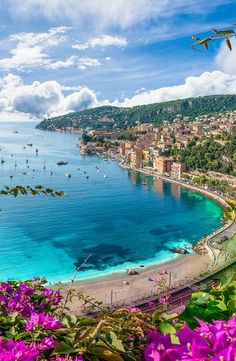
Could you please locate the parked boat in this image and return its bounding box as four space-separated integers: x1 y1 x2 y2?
57 160 68 166
27 143 33 147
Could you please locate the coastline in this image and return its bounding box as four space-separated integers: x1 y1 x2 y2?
60 163 236 313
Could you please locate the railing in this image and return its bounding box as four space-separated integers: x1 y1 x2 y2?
82 258 236 315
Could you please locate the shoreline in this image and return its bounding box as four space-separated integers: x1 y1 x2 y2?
60 163 236 313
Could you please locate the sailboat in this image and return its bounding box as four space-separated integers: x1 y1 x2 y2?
9 168 13 178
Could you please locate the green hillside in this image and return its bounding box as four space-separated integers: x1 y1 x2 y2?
36 94 236 131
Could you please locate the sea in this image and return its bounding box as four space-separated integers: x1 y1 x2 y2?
0 121 223 283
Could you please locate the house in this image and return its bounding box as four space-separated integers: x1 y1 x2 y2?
170 162 187 180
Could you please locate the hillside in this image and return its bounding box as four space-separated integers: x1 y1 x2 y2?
36 94 236 131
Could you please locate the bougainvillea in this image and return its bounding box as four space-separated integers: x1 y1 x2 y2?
0 274 234 360
144 317 236 360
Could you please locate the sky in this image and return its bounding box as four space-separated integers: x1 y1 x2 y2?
0 0 236 120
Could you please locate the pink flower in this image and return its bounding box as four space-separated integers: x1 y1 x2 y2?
123 307 142 313
26 312 62 331
147 301 155 307
159 297 169 303
38 337 58 350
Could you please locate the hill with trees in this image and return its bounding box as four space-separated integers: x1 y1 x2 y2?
36 94 236 131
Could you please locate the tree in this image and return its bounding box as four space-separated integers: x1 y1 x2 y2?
192 25 235 51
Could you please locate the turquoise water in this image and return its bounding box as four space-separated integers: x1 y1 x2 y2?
0 121 223 282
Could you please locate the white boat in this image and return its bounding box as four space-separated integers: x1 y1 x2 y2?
57 160 68 166
66 173 72 178
104 174 108 179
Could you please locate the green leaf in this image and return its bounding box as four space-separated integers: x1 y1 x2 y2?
159 322 176 336
89 346 124 361
109 332 125 353
51 341 74 355
219 29 235 34
226 37 232 51
212 28 221 35
170 334 180 345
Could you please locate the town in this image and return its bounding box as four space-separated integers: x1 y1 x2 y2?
79 109 236 196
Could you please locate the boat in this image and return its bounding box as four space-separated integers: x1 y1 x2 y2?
27 143 33 147
104 174 108 179
57 160 68 166
66 173 72 178
86 175 89 179
13 130 19 134
1 157 5 164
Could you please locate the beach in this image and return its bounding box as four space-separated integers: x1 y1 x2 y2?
62 252 211 314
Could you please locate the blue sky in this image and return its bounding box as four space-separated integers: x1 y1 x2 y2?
0 0 235 120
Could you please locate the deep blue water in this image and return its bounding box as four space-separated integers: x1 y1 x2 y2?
0 121 223 282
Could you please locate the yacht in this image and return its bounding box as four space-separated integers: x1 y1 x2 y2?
57 160 68 166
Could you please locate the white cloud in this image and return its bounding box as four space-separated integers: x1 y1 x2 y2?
8 0 234 30
0 73 99 119
113 71 236 107
0 27 102 72
46 56 78 70
0 27 70 71
72 35 128 50
216 38 236 75
78 57 101 70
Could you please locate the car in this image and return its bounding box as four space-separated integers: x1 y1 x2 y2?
220 236 228 243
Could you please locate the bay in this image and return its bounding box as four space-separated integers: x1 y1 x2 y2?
0 121 223 282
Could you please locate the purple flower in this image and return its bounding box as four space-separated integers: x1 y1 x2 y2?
122 307 142 313
38 337 58 350
26 312 62 331
144 317 236 361
0 339 39 361
147 301 155 308
159 297 169 303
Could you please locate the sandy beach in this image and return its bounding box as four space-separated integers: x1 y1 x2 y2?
62 252 211 314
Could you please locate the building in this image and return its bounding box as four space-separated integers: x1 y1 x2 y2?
130 148 143 168
154 157 173 175
170 162 187 180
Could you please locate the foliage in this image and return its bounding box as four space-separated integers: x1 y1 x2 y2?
0 185 65 198
36 94 236 132
0 273 234 360
180 272 236 328
177 136 236 176
224 199 236 220
192 26 236 51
